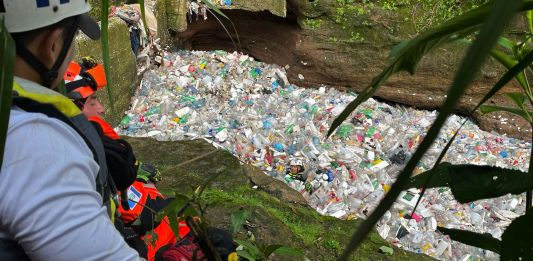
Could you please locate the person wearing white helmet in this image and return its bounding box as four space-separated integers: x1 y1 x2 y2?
285 158 307 182
0 1 141 260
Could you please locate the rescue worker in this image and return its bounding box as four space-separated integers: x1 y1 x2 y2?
65 58 181 260
0 0 141 260
286 158 307 182
65 58 238 261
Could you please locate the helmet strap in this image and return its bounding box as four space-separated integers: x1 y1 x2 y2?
14 16 80 88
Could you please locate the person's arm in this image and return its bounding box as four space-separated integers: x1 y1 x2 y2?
0 112 141 261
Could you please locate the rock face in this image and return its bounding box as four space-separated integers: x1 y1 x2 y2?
168 0 530 140
126 137 432 260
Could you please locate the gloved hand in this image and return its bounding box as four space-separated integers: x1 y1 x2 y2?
136 161 162 184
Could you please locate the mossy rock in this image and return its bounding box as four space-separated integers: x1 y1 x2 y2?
74 17 137 126
126 137 433 260
214 0 287 17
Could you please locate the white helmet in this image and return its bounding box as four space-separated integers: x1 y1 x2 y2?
1 0 99 39
1 0 100 87
290 159 303 166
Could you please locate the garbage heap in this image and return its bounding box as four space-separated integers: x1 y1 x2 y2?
117 50 531 260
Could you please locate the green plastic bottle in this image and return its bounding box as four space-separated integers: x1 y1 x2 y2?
119 115 131 128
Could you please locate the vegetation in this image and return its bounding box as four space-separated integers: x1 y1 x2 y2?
328 0 533 260
4 0 533 260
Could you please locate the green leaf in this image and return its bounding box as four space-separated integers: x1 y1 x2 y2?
263 244 283 259
231 209 251 233
234 239 262 259
497 36 516 51
0 18 15 170
438 227 501 254
236 250 256 261
479 104 532 122
488 49 528 88
338 1 522 259
473 49 533 112
202 0 229 20
406 163 533 203
272 246 304 257
202 1 241 50
138 0 150 42
378 246 394 255
501 211 533 259
157 193 197 237
507 92 526 105
100 0 116 115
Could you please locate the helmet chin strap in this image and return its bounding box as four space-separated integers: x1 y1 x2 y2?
14 16 80 88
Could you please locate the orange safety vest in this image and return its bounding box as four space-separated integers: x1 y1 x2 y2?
90 116 189 261
119 181 192 260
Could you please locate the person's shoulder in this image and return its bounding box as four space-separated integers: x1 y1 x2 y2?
8 108 91 153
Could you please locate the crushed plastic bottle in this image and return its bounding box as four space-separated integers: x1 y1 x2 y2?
117 50 532 261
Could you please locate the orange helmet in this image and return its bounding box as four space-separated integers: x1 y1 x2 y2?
64 58 107 101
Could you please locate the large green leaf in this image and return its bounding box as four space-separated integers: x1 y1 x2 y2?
327 1 533 138
338 1 523 259
497 36 516 51
236 250 257 261
474 49 533 112
263 244 283 259
501 211 533 259
489 48 529 88
438 227 501 254
156 193 197 237
234 239 262 259
100 0 115 115
271 246 304 257
0 18 15 170
479 104 533 123
406 163 533 203
231 209 251 233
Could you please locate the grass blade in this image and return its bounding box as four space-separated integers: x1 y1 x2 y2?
100 0 116 115
337 1 522 259
204 8 238 50
202 0 241 49
0 18 15 170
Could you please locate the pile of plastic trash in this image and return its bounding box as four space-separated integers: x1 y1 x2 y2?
117 50 531 260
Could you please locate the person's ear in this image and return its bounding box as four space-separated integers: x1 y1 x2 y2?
36 28 64 69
